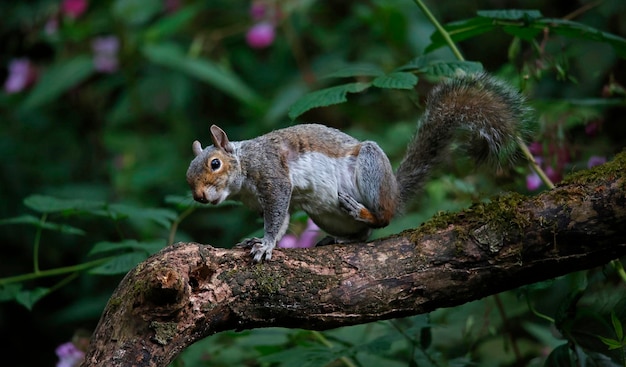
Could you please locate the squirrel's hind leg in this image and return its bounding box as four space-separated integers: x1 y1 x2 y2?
337 142 398 228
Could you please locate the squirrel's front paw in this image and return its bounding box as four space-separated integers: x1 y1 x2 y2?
250 239 275 262
236 237 275 262
235 237 262 249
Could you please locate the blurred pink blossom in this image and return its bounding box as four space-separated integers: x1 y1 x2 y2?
164 0 181 13
544 165 561 183
250 1 268 21
587 155 606 168
585 121 601 136
56 342 84 367
91 36 120 73
278 234 298 248
61 0 88 19
526 172 542 191
278 219 320 248
4 58 37 94
528 141 543 155
45 17 59 35
246 22 275 49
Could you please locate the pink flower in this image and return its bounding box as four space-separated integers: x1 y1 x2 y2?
278 219 320 248
250 1 268 21
587 155 606 168
246 22 275 49
585 121 601 136
164 0 181 13
278 234 298 248
56 342 84 367
91 36 120 73
528 141 543 156
61 0 88 19
4 58 37 94
298 219 320 248
544 165 561 183
526 172 542 191
45 17 59 36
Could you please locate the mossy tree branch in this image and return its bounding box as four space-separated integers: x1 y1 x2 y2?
82 152 626 367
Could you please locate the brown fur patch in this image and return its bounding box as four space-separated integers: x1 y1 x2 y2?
265 124 361 159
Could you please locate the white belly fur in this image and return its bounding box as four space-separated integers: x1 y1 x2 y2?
288 152 369 237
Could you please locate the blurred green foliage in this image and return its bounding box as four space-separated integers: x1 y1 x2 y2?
1 0 626 366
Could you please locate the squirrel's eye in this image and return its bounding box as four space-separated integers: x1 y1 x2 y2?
210 158 221 171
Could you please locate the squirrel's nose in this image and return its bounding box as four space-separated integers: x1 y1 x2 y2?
192 191 209 204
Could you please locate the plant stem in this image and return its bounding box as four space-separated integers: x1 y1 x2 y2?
412 0 465 61
517 136 555 189
168 206 195 246
389 319 440 366
494 294 522 362
33 213 48 274
525 291 556 323
49 272 80 293
0 257 113 286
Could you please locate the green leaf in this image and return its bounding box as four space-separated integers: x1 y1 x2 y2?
259 345 343 367
539 18 626 58
0 284 22 302
0 214 85 235
20 195 176 228
112 0 161 26
107 204 177 228
428 13 626 57
544 344 575 367
427 11 544 52
501 26 543 41
142 42 261 105
395 56 429 72
372 72 418 90
321 64 384 79
23 195 105 214
425 17 495 53
424 61 483 78
426 11 626 57
520 279 555 292
598 335 625 350
89 252 148 275
15 287 49 310
288 82 371 120
611 311 624 341
144 3 202 40
555 280 585 329
44 222 86 235
165 195 194 206
89 239 165 256
0 214 43 226
165 195 241 210
357 334 395 355
477 9 543 21
21 56 94 109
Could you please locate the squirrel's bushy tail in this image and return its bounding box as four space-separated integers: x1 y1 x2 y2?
395 72 534 205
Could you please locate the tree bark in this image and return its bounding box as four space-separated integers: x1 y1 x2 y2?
82 152 626 367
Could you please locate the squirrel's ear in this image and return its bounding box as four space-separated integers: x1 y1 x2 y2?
210 125 234 153
192 141 203 156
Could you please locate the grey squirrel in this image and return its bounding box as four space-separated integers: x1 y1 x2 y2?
186 72 532 262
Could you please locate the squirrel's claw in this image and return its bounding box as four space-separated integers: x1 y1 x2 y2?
235 237 261 248
236 237 274 262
